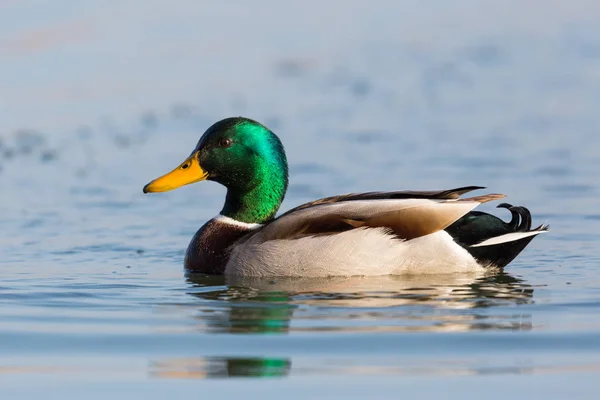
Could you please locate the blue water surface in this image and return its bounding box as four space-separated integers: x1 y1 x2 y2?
1 1 600 398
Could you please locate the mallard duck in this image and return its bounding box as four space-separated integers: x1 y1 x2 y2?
143 117 547 277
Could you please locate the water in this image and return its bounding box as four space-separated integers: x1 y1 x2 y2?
2 1 600 398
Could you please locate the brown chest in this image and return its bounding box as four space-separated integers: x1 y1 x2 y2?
184 219 252 274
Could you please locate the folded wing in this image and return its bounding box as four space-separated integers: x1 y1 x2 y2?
249 187 505 242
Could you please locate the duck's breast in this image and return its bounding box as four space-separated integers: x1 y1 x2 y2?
185 217 256 274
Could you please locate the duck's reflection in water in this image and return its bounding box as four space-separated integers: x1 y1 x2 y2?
151 272 535 379
185 272 535 334
151 357 291 379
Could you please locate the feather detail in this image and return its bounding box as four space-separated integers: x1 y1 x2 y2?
471 226 549 247
458 193 506 203
279 186 487 217
250 198 480 242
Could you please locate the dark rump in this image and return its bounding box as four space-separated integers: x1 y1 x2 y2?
445 204 547 269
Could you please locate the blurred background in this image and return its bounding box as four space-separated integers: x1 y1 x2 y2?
1 1 600 398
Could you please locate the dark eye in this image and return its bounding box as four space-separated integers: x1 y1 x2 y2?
218 138 232 148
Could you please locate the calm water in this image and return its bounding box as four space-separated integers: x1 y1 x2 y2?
2 1 600 398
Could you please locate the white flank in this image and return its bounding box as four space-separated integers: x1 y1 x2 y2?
214 214 263 230
225 230 484 277
471 230 547 248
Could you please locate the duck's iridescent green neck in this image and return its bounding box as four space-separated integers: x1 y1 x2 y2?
217 121 288 224
221 175 287 224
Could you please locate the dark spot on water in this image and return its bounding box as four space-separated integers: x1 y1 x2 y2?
461 43 505 67
136 249 144 254
51 250 77 255
40 149 58 162
114 134 131 148
126 265 132 269
22 218 44 229
12 129 46 155
75 168 88 178
535 166 570 177
3 148 15 159
141 111 159 129
274 59 312 78
351 78 371 98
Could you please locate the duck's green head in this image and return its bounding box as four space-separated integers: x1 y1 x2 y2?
143 117 288 224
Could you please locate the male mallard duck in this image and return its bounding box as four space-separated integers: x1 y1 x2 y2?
143 117 547 277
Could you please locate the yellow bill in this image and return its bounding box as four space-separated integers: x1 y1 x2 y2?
143 151 208 193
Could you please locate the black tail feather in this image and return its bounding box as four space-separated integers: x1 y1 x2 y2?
510 206 532 231
446 203 546 269
496 203 519 230
496 203 532 231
